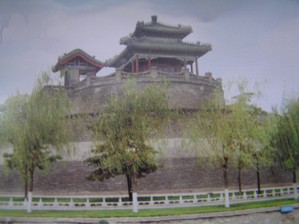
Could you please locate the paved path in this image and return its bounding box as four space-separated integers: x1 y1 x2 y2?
1 205 298 224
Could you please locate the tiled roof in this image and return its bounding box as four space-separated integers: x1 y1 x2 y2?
53 49 104 72
132 16 192 39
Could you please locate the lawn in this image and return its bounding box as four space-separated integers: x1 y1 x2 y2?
0 199 297 218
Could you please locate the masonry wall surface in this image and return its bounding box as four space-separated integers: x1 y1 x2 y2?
0 158 292 195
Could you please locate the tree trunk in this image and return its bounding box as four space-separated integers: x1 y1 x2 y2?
126 173 133 201
238 166 242 193
223 157 229 189
292 169 298 200
256 158 261 194
27 167 34 213
293 169 297 183
24 178 28 200
223 156 230 208
23 164 28 200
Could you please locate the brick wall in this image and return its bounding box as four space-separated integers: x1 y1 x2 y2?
0 158 292 195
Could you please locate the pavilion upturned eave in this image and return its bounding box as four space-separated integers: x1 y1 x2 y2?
53 49 104 72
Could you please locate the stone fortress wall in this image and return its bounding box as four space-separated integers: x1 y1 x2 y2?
0 70 293 195
0 139 293 195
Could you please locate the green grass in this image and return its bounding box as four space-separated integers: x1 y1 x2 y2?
0 199 297 218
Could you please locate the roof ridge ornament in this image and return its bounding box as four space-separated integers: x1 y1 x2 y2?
151 15 158 24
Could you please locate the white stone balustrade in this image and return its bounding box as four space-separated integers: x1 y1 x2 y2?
0 185 297 211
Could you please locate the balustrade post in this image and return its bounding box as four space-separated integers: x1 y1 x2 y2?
193 194 196 203
38 198 43 208
70 198 74 207
132 192 138 213
118 196 122 207
293 184 298 200
224 189 230 208
243 191 247 200
86 198 90 207
9 197 13 208
219 193 223 202
263 190 267 198
179 195 184 204
150 196 154 206
207 194 211 203
232 192 236 201
54 198 58 208
24 198 27 209
165 196 169 205
102 197 107 207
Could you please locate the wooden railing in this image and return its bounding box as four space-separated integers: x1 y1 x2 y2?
0 185 297 211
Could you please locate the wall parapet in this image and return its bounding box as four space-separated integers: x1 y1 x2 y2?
68 69 222 93
61 68 223 113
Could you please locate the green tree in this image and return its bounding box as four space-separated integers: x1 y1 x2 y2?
85 79 170 213
187 81 276 207
273 96 299 184
228 97 276 193
0 72 71 213
187 88 232 207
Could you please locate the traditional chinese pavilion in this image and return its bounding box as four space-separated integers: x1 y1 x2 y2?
107 15 212 75
53 49 104 87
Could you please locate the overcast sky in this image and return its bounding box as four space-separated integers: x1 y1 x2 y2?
0 0 298 112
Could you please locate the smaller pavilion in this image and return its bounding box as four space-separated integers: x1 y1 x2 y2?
107 15 212 75
53 49 104 87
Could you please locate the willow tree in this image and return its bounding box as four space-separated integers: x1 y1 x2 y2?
227 96 276 193
86 79 170 213
187 88 233 207
0 73 71 213
187 81 276 207
274 96 299 184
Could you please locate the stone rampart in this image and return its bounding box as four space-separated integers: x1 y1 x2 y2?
1 70 290 196
0 158 292 195
0 139 293 195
